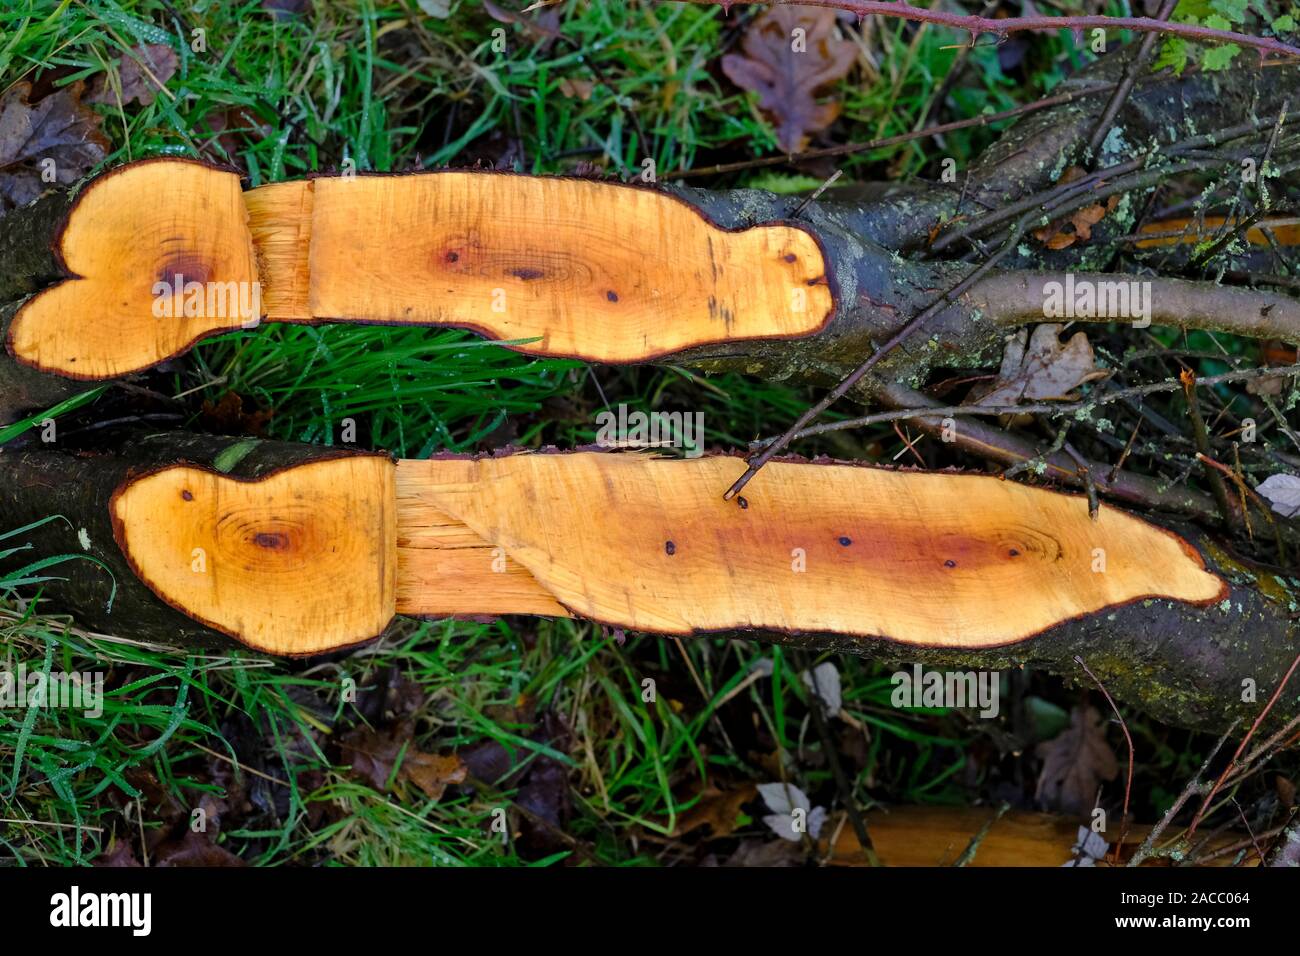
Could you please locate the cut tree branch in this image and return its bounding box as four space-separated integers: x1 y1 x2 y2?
0 432 1295 733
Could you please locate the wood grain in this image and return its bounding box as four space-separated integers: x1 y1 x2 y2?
8 160 257 379
7 160 834 377
394 453 1225 646
300 173 833 360
111 456 396 654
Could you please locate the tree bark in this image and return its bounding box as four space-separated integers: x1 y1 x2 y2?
0 432 392 651
1 54 1297 731
2 58 1297 424
1 435 1296 732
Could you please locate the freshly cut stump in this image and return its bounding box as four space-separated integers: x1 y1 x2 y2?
6 159 834 379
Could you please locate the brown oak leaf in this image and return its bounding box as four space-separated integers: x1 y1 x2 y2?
1035 705 1119 814
1033 166 1121 250
152 828 246 867
972 324 1108 407
721 5 857 154
673 782 758 838
0 80 108 215
340 722 468 801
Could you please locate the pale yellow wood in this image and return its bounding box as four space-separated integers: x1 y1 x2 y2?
304 174 833 361
394 454 1225 646
7 161 835 378
246 179 313 320
395 490 569 618
108 452 1223 652
111 457 396 654
8 160 258 378
828 806 1251 866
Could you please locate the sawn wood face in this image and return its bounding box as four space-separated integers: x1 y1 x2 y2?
105 452 1223 653
8 160 834 377
395 453 1224 647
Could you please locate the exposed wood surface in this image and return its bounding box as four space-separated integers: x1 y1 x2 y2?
110 456 396 654
299 174 833 360
7 160 834 378
10 440 1290 731
96 450 1224 652
7 159 257 379
825 805 1253 866
393 453 1225 645
1136 215 1300 248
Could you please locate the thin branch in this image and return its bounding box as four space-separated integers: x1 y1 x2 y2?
1188 650 1300 840
686 0 1300 59
723 211 1031 500
1076 656 1134 864
1128 720 1238 866
751 363 1300 444
1084 0 1178 162
666 82 1116 179
872 380 1223 519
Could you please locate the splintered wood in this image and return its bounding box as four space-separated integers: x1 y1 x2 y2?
394 453 1225 646
8 159 834 378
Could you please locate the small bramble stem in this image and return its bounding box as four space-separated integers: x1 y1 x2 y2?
688 1 1300 60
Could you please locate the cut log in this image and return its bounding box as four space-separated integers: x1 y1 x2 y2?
823 805 1255 867
2 435 1294 730
3 159 834 381
0 433 393 654
393 453 1222 640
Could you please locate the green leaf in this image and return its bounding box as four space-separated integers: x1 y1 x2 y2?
1203 13 1234 29
1210 0 1248 22
1202 42 1242 70
1173 0 1214 21
212 439 261 473
1153 36 1189 75
1273 14 1297 31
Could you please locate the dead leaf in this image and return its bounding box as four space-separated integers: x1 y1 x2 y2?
200 391 273 437
340 722 467 801
87 44 179 107
801 661 842 715
0 81 108 215
725 837 805 866
1035 705 1119 815
1276 775 1296 809
483 0 565 45
1256 473 1300 518
558 77 595 100
152 828 246 867
1033 167 1120 250
720 5 857 153
458 714 572 853
1248 339 1298 396
673 782 757 838
757 781 827 841
95 838 143 867
1063 825 1111 867
972 324 1108 407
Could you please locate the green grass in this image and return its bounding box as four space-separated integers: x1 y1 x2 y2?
1 0 1276 867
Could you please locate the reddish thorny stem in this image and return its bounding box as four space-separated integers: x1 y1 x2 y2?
692 0 1300 59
